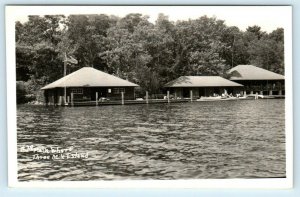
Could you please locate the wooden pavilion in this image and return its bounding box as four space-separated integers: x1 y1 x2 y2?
228 65 285 96
41 67 139 105
164 76 243 99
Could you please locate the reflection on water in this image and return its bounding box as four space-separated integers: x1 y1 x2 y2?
17 100 286 181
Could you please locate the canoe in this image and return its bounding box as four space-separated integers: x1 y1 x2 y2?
196 96 222 101
196 96 248 101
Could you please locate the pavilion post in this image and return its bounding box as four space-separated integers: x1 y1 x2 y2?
167 90 170 103
269 90 273 95
52 95 54 105
71 92 74 107
58 96 61 106
190 90 193 102
146 91 149 104
174 91 177 100
96 92 98 106
45 94 48 106
121 91 124 105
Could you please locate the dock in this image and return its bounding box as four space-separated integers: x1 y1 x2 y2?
52 94 284 107
66 99 189 106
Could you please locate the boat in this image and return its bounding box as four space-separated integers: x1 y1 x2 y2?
196 96 248 101
247 94 264 99
196 96 222 101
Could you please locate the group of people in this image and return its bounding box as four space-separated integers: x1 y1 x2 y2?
215 90 245 98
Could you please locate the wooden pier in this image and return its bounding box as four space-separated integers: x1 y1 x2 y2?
66 99 189 106
47 89 285 107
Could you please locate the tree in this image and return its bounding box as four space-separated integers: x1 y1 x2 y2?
65 14 117 69
118 13 144 33
15 14 285 103
246 25 266 40
16 15 66 102
269 28 284 42
248 36 284 74
220 26 250 69
173 16 228 76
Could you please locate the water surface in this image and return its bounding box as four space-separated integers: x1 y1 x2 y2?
17 100 286 181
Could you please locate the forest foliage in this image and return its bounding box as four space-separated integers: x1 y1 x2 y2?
15 14 284 103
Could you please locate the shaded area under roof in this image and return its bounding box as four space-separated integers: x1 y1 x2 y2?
165 76 243 87
228 65 285 80
41 67 139 90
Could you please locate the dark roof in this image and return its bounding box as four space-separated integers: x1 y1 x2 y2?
41 67 139 90
228 65 285 80
165 76 243 87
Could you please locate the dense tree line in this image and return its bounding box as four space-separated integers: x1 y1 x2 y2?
15 14 284 103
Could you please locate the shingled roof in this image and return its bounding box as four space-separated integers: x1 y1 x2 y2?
41 67 139 90
228 65 285 80
165 76 243 87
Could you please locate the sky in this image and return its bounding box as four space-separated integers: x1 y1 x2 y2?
12 6 291 33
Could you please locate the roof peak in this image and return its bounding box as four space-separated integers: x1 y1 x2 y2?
41 67 138 89
165 75 243 87
229 64 284 80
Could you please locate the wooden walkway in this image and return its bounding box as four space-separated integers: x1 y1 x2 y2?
53 96 284 107
68 99 189 106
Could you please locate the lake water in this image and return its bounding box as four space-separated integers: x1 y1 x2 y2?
17 99 286 181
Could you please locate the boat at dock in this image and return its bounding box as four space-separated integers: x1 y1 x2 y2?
197 96 222 101
196 96 247 101
196 94 284 101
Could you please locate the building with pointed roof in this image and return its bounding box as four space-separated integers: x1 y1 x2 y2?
42 67 139 105
228 65 285 95
165 76 243 98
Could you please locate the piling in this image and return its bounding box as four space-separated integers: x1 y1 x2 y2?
96 92 98 106
121 92 124 105
52 95 54 105
167 91 170 103
58 96 62 106
146 91 149 104
269 90 273 95
71 92 74 107
190 90 193 102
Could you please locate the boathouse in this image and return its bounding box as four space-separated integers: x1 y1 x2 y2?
228 65 285 96
164 76 243 99
41 67 139 105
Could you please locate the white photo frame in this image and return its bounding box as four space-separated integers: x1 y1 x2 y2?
6 5 293 189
